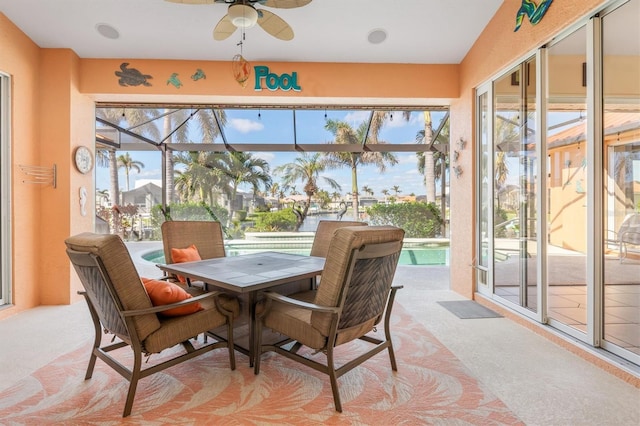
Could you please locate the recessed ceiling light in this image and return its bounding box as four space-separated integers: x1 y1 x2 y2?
367 29 387 45
96 23 120 40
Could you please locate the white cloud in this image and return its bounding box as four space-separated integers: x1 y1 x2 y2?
343 111 370 124
254 152 275 163
230 118 264 133
397 153 418 165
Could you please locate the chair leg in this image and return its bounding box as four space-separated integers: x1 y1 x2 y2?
122 350 143 417
83 294 102 380
85 349 99 380
326 346 342 412
384 314 398 371
253 318 263 375
385 287 400 371
387 342 398 372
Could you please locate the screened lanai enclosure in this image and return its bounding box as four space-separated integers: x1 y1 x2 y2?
94 106 451 264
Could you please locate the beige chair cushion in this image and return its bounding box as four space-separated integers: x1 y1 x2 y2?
144 291 240 353
260 294 326 350
311 226 405 334
310 220 367 258
65 232 161 341
162 221 226 263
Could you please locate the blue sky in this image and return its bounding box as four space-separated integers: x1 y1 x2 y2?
96 110 448 198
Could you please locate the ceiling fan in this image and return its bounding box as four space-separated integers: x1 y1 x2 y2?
165 0 312 41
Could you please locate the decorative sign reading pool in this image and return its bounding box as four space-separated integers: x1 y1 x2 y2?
254 66 301 92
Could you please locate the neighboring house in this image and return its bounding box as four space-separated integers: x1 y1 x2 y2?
120 182 162 213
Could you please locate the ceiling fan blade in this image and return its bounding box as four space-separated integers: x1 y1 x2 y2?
261 0 312 9
213 15 238 40
257 9 293 40
164 0 216 4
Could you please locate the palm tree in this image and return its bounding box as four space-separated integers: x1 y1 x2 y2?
381 189 390 204
216 152 272 224
162 108 227 204
315 189 331 209
96 108 161 208
370 110 447 204
173 151 226 206
331 191 341 205
117 153 145 191
392 185 402 197
362 185 374 197
274 152 341 230
324 119 398 220
268 182 282 209
421 112 437 202
417 114 450 229
494 151 509 210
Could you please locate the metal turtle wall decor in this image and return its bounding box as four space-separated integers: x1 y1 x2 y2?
191 69 206 81
115 63 153 86
514 0 553 32
167 73 183 88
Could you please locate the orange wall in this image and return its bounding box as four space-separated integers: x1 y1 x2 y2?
0 14 42 317
81 60 459 101
450 0 606 297
0 15 94 319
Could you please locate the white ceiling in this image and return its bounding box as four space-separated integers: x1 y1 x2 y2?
0 0 503 64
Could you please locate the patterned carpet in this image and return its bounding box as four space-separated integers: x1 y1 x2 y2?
0 304 523 425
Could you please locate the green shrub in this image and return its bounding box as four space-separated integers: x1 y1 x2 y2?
149 202 230 239
366 202 443 238
247 208 297 232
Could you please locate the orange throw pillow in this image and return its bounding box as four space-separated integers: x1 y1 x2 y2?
141 277 203 317
171 244 202 283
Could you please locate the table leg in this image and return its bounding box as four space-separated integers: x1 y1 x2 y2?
247 291 257 367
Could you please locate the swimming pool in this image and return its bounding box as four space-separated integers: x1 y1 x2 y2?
142 244 449 266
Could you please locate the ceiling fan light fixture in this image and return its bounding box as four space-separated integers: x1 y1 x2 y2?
228 4 259 29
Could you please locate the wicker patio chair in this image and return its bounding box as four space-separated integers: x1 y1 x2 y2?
254 225 405 412
65 232 239 417
161 220 226 287
618 213 640 261
310 220 367 258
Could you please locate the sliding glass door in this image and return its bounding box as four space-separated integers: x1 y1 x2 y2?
0 73 10 306
475 0 640 366
545 26 589 335
492 58 538 313
601 0 640 362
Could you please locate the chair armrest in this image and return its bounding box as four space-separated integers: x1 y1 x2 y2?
391 285 404 290
620 230 640 244
262 291 340 314
121 290 221 317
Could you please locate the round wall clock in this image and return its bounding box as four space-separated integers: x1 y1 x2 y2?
74 146 93 174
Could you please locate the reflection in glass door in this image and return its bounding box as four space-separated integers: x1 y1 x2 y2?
0 73 9 306
601 0 640 362
492 58 538 312
545 26 589 335
477 87 491 292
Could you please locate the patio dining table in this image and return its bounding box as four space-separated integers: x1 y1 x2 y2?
157 251 325 365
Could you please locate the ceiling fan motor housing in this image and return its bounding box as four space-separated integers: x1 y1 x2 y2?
228 4 258 28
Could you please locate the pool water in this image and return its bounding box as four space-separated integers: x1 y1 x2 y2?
143 246 449 266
